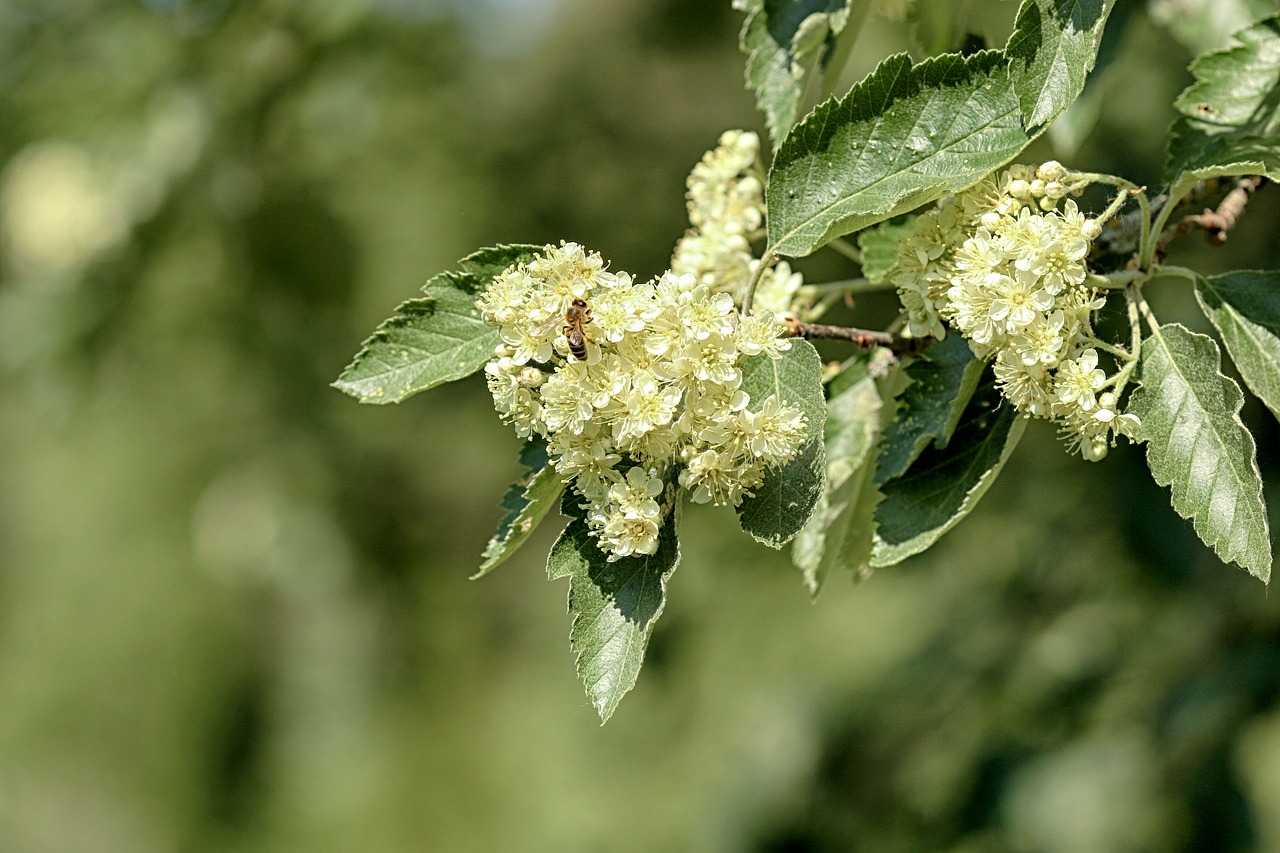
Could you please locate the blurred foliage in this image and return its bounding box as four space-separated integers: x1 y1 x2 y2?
0 1 1279 851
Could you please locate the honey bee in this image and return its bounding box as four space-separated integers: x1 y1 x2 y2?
563 298 592 361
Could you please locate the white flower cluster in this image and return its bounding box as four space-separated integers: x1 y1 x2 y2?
479 242 807 560
889 162 1139 461
671 130 803 315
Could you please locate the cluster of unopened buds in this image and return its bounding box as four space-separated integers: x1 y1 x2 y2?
888 161 1140 461
479 242 806 560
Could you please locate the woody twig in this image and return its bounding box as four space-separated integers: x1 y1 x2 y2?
786 318 928 355
1177 175 1266 245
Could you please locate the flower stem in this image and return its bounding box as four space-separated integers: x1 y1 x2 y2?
740 252 775 316
826 237 862 264
1081 337 1133 362
799 277 894 295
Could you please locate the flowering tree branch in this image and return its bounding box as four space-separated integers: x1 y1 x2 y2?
785 318 928 355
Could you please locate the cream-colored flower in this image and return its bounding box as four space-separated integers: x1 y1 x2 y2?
478 241 804 559
885 163 1137 459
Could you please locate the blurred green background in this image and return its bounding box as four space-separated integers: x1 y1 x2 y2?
2 1 1280 850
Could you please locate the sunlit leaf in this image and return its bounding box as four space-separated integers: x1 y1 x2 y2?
875 333 983 484
738 0 869 149
872 375 1026 567
793 357 881 593
1128 323 1271 580
333 244 541 404
737 339 828 547
474 438 564 578
546 494 681 723
766 0 1114 258
1006 0 1114 128
1165 16 1280 200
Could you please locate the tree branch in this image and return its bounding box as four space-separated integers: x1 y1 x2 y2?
1096 177 1245 256
786 318 929 355
1176 175 1266 245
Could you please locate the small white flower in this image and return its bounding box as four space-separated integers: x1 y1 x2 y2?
1053 348 1105 412
1009 310 1067 367
736 395 806 461
736 311 793 357
994 352 1054 417
751 259 805 316
613 372 682 441
988 272 1053 332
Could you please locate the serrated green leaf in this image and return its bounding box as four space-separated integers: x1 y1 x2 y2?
1006 0 1114 128
736 339 828 547
855 218 915 285
474 438 564 578
793 357 881 593
739 0 868 149
871 375 1026 567
766 50 1019 258
1165 17 1280 199
1195 270 1280 422
765 0 1114 259
1128 323 1271 580
333 244 541 404
546 495 681 723
875 333 983 484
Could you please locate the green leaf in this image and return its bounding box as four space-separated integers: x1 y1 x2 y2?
333 244 541 404
874 333 984 484
1165 17 1280 199
832 448 882 581
738 0 868 149
1128 323 1271 580
793 357 881 593
546 494 681 723
736 339 828 547
855 218 915 285
1195 270 1280 422
766 50 1018 258
766 0 1114 259
871 375 1026 567
474 438 565 578
1006 0 1114 129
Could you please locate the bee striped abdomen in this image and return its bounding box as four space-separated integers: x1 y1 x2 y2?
563 298 592 361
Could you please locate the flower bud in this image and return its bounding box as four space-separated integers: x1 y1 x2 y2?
1037 160 1067 182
